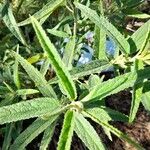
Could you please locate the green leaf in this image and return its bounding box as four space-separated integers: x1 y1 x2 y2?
16 89 39 96
12 52 57 98
75 2 130 54
0 97 60 124
94 25 107 60
13 45 20 89
47 29 69 38
83 111 144 150
142 92 150 112
2 123 14 150
48 60 111 84
74 112 105 150
57 110 75 150
124 9 150 19
88 74 103 89
40 121 56 150
128 19 150 54
17 0 65 26
10 116 58 150
81 67 150 102
129 59 144 123
2 2 26 45
62 36 76 70
40 58 50 76
0 93 15 107
85 107 128 122
94 0 107 60
30 16 77 100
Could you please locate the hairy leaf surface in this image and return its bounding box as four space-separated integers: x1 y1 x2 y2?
31 17 77 100
40 122 56 150
2 2 26 45
74 112 105 150
0 98 60 124
129 60 144 122
83 111 144 150
57 110 75 150
12 52 57 98
128 19 150 53
18 0 64 26
81 67 150 102
10 116 58 150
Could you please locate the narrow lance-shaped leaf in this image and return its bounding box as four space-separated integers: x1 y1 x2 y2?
94 25 107 60
40 58 50 76
85 107 128 122
47 29 69 38
124 9 150 19
30 16 77 100
2 2 26 45
0 97 60 124
83 111 144 150
57 110 75 150
62 36 76 70
13 45 20 89
10 116 58 150
2 123 14 150
75 2 130 54
128 19 150 54
85 107 128 141
142 91 150 112
48 60 111 84
16 89 39 96
12 52 57 98
129 59 144 123
74 112 105 150
81 67 150 102
18 0 65 26
94 0 107 60
40 121 57 150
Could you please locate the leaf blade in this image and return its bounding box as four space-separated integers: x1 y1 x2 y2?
83 111 144 150
0 97 60 124
74 112 105 150
2 2 26 45
10 116 58 150
57 110 75 150
30 16 77 100
18 0 65 26
12 52 57 98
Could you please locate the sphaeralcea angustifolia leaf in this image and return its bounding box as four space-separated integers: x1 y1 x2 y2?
48 60 111 84
75 2 130 54
128 19 150 54
81 67 150 102
0 97 60 124
83 111 144 150
17 0 65 26
62 36 76 70
40 121 57 150
12 51 57 98
30 16 77 100
74 112 105 150
1 1 26 45
129 59 144 123
57 110 75 150
85 107 128 122
10 116 58 150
